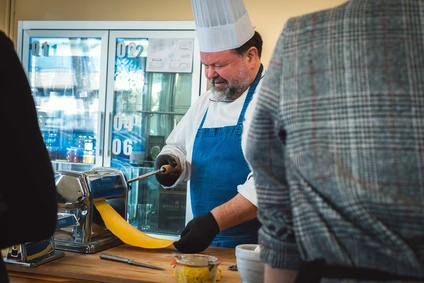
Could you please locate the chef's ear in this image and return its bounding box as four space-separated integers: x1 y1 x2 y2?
246 47 258 63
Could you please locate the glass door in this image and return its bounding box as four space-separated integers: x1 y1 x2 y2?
17 21 203 239
106 30 201 238
20 30 109 171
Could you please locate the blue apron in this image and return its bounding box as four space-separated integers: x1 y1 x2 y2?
190 65 263 248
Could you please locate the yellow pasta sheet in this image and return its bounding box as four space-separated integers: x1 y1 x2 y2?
94 199 174 249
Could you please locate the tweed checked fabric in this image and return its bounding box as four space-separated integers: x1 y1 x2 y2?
246 0 424 280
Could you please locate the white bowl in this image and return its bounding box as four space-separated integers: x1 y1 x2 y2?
235 244 264 283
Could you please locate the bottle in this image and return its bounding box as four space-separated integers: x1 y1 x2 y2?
46 132 60 160
83 150 95 164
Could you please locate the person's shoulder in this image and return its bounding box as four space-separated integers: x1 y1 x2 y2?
284 1 349 30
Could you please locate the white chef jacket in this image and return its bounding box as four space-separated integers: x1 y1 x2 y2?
158 72 264 207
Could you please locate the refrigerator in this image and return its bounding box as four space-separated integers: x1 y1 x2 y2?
17 21 205 239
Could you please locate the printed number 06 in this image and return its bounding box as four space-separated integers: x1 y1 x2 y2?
112 138 133 156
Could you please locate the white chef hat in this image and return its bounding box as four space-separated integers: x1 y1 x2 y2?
190 0 255 53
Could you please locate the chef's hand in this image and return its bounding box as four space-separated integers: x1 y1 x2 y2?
173 212 220 253
154 154 181 186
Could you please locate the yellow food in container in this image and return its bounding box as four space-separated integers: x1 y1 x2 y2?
173 266 222 282
172 254 221 283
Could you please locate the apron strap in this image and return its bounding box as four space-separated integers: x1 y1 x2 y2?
295 259 424 283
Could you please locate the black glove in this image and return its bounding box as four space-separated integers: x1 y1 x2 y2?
154 154 180 186
173 212 220 253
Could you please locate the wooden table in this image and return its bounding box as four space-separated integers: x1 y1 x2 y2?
4 244 242 283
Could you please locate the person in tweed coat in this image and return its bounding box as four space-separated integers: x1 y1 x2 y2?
245 0 424 282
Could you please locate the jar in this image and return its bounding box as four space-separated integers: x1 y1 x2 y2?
66 147 82 163
172 254 220 283
84 136 95 151
83 150 95 164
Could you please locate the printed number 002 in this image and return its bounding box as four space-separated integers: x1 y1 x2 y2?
116 42 144 59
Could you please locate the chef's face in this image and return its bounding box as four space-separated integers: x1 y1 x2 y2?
200 50 251 101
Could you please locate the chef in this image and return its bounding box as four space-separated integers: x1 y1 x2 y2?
154 0 265 253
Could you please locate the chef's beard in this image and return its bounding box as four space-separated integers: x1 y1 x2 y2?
210 64 251 102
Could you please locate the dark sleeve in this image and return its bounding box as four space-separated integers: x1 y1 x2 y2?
0 31 58 249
